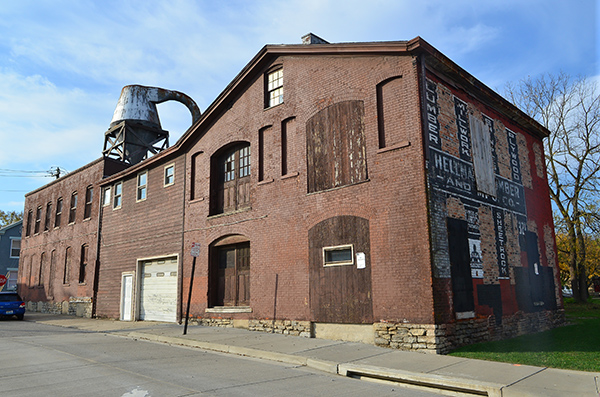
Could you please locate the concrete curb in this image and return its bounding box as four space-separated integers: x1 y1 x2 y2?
127 331 339 375
339 363 503 397
128 331 505 395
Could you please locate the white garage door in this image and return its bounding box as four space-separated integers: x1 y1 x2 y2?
139 257 178 322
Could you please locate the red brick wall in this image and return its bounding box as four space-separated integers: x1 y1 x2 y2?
181 53 434 324
19 159 104 303
95 154 185 319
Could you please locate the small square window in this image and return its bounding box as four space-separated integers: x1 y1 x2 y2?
266 68 283 108
137 171 147 201
113 182 122 209
164 164 174 186
323 244 354 267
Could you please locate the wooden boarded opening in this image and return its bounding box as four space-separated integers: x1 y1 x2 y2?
308 216 372 323
209 235 250 307
306 100 367 193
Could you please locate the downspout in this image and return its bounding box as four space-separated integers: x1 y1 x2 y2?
178 154 188 324
91 181 104 318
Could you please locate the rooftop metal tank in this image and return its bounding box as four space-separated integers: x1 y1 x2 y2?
103 85 201 165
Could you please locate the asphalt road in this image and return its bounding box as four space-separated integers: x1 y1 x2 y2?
0 318 443 396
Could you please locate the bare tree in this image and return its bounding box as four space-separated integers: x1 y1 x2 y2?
505 73 600 302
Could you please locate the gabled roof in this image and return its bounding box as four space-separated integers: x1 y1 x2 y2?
100 36 550 184
0 220 22 235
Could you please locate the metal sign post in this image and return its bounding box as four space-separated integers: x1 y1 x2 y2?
184 243 200 335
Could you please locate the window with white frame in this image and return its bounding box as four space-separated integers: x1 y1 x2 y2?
266 67 283 108
9 238 20 258
322 244 354 267
113 182 122 209
164 164 174 186
137 171 147 201
102 186 111 206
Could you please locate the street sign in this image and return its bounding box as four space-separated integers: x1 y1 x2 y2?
190 242 200 257
0 275 7 287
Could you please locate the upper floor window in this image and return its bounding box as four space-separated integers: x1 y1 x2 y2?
164 164 174 186
113 182 122 209
9 238 20 258
34 206 42 234
102 186 111 207
68 192 77 224
44 202 52 231
84 186 93 219
137 171 147 201
55 197 63 228
79 244 88 283
265 67 283 108
210 143 251 215
25 210 32 236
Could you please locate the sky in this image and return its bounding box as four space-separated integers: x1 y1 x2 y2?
0 0 597 212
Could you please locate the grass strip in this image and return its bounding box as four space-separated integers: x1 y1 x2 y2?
448 300 600 372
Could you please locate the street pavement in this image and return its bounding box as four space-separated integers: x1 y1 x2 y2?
24 313 600 396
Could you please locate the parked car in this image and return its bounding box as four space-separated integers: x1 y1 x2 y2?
562 286 573 298
0 292 25 320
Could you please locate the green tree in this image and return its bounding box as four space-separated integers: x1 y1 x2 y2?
0 210 23 228
506 73 600 302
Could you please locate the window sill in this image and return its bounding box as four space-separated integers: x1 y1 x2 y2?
258 178 274 186
205 306 252 314
207 206 252 220
281 172 299 180
263 102 284 111
190 197 205 203
306 179 370 196
377 141 411 154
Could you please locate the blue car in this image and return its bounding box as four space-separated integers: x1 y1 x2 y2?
0 292 25 320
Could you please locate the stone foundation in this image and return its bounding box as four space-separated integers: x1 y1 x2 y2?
374 309 565 354
248 319 311 337
189 317 312 337
26 297 93 318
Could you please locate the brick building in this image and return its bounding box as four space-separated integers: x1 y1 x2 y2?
19 35 563 353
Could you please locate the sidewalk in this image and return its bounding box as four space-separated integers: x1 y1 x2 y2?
27 313 599 396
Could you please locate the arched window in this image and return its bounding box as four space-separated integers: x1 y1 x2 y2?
210 142 251 215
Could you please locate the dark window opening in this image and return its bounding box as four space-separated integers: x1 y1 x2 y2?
84 186 93 219
44 202 52 231
55 198 63 227
38 252 45 286
63 247 71 284
26 210 32 236
34 206 41 234
79 244 88 283
69 192 77 224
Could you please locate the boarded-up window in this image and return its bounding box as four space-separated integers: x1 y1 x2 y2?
470 116 496 196
307 100 367 193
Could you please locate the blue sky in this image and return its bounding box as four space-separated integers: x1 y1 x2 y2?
0 0 597 212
